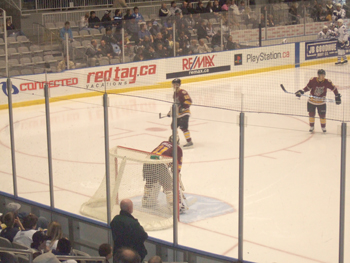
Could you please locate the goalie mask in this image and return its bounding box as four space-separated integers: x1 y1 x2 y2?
169 134 180 144
172 78 181 91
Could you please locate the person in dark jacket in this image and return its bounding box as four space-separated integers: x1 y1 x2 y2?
89 11 102 29
0 212 22 242
110 199 148 261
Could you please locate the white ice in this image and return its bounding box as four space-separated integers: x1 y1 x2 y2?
1 63 350 263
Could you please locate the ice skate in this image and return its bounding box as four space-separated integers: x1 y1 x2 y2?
335 61 342 65
341 60 348 64
309 126 314 133
183 141 193 148
322 127 327 133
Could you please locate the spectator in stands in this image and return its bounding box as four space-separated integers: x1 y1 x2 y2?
131 7 145 23
134 47 146 61
310 0 322 21
80 12 90 30
13 213 38 247
6 18 24 37
110 199 148 261
31 230 49 257
113 9 123 30
267 14 275 27
204 1 214 19
206 22 215 37
143 36 154 50
213 0 221 14
59 21 73 42
127 18 140 42
100 39 115 58
239 0 246 13
221 0 231 11
124 9 133 20
47 221 63 251
289 3 300 24
184 14 195 29
99 243 113 261
211 30 222 48
178 25 190 44
88 11 102 29
150 20 161 37
198 39 211 53
86 39 101 66
189 39 198 54
165 34 174 53
187 2 196 14
5 203 21 219
0 212 23 242
153 32 165 48
114 247 141 263
148 256 162 263
230 1 240 15
163 17 174 34
225 35 240 50
155 43 169 58
159 3 170 19
144 45 156 59
57 54 75 72
181 1 189 15
101 10 112 28
102 27 121 55
170 1 182 16
52 238 77 263
138 24 153 43
242 7 258 28
197 20 210 41
196 1 206 13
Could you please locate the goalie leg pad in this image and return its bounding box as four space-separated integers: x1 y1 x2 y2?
142 183 161 208
165 191 173 207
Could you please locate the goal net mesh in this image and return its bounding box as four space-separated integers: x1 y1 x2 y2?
80 146 176 231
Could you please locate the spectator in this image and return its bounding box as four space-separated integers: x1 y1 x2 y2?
88 11 102 29
133 47 146 61
86 39 101 66
155 43 168 58
181 1 189 15
289 3 299 24
143 36 154 50
205 1 214 19
230 1 240 15
206 22 215 37
47 221 64 251
100 39 115 58
148 256 162 263
189 39 198 54
80 12 90 30
178 25 190 44
124 9 133 20
242 7 258 28
225 35 240 50
13 213 38 247
5 203 21 218
211 30 222 48
59 21 73 42
33 252 60 263
144 45 156 59
99 243 113 261
184 14 195 29
138 24 153 42
52 238 77 263
131 7 145 23
332 3 346 21
110 199 148 261
126 18 140 42
0 212 23 242
170 1 182 16
150 20 161 37
197 39 211 53
113 9 123 30
187 2 196 14
197 20 210 41
113 247 141 263
163 17 174 33
165 34 174 52
196 1 206 13
221 0 231 11
101 10 112 28
102 27 121 55
213 0 221 13
154 32 165 48
159 3 170 19
267 14 275 27
6 18 24 37
239 0 246 13
31 231 49 257
57 54 75 72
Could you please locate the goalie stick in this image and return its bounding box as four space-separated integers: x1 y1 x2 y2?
280 84 336 103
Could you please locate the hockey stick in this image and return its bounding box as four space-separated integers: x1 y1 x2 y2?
280 84 336 103
159 113 169 119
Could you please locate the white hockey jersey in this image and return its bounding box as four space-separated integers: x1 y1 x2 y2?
337 24 349 42
332 9 346 21
318 30 332 39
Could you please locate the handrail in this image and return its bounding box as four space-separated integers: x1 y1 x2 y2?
0 247 33 262
57 255 107 262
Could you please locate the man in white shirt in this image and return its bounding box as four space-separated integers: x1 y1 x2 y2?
13 213 38 247
335 19 349 65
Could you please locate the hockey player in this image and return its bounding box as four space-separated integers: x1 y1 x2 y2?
295 69 341 133
335 19 349 65
142 135 188 213
328 22 338 38
332 3 346 22
318 26 332 39
168 79 193 147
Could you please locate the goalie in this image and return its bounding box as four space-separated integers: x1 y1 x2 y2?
142 135 188 213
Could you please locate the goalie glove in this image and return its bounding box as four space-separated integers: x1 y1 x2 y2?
295 90 304 97
335 94 341 105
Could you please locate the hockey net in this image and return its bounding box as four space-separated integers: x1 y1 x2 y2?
80 146 177 231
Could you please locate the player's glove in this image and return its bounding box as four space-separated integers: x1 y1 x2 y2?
335 94 341 105
295 90 304 97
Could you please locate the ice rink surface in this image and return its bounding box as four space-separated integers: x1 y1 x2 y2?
1 63 350 263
